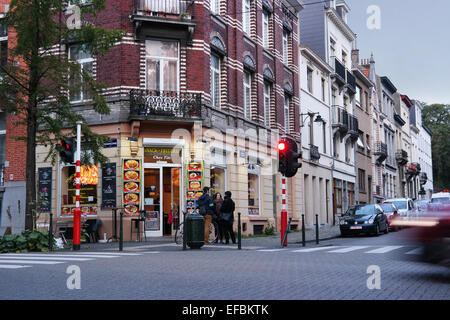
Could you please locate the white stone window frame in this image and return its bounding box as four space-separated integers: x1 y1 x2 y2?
284 94 290 134
248 155 261 216
282 29 289 65
242 0 251 35
262 10 270 49
263 82 271 127
243 70 252 120
68 45 94 103
210 0 221 15
210 53 221 109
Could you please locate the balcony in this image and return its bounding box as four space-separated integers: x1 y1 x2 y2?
129 90 202 120
309 145 321 162
347 114 359 142
331 105 348 136
395 149 408 166
406 162 421 179
374 142 387 165
345 70 356 95
330 56 346 87
131 0 196 43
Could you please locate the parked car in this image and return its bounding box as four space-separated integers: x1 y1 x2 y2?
379 203 400 231
339 204 389 237
430 192 450 205
384 198 415 218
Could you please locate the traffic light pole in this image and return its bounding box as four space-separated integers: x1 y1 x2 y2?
281 176 288 247
73 121 82 251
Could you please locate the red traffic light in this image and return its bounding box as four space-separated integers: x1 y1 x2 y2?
278 141 287 151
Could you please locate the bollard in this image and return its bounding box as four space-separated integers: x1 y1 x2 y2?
49 213 53 252
316 214 319 245
238 212 241 250
183 211 187 251
119 210 123 251
281 217 292 247
302 214 306 247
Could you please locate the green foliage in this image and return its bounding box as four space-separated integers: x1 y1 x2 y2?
422 104 450 189
264 224 275 236
0 230 56 253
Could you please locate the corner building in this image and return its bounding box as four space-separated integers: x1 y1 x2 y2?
35 0 304 239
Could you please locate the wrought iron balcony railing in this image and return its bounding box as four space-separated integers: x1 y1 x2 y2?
309 145 321 161
395 149 408 166
346 70 356 94
330 56 346 86
134 0 193 16
331 105 348 136
129 90 202 119
374 142 387 164
347 114 359 142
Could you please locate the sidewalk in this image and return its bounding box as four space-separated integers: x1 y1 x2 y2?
73 224 341 252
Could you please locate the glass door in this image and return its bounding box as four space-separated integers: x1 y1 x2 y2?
143 168 162 236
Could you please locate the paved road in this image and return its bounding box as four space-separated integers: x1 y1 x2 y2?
0 228 449 300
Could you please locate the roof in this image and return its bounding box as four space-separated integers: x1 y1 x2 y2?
401 95 413 108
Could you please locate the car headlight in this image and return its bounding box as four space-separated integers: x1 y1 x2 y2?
340 220 347 225
368 219 374 224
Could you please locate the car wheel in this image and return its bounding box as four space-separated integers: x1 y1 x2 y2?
374 224 380 236
384 222 389 234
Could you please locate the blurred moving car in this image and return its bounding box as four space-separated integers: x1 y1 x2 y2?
379 203 400 231
340 204 389 237
384 198 416 218
430 192 450 205
414 199 430 215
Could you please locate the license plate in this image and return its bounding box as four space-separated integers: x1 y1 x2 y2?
350 226 362 230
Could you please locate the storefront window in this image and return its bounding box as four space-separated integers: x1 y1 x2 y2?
248 173 260 215
211 167 226 197
61 165 98 215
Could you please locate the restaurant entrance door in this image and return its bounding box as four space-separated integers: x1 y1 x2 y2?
143 165 181 237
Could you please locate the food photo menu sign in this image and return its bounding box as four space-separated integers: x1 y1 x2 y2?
122 159 141 216
185 160 204 215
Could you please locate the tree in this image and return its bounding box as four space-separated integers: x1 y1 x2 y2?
422 104 450 190
0 0 125 231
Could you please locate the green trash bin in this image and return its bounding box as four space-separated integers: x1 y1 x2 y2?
186 214 204 249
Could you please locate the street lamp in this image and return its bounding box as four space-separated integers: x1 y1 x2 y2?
300 112 324 127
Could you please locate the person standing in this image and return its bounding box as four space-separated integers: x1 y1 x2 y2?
220 191 236 244
197 187 214 244
213 193 224 243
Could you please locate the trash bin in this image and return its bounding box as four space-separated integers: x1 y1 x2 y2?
186 214 204 249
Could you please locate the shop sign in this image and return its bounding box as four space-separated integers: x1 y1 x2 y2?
103 138 118 148
123 159 142 216
101 163 116 209
144 147 180 164
144 211 160 230
38 167 52 212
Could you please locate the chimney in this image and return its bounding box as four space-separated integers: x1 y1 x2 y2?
351 49 359 68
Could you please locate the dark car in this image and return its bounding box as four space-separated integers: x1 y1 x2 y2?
379 203 400 231
339 204 389 237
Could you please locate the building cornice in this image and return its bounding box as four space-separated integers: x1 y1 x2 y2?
325 8 356 42
300 46 333 73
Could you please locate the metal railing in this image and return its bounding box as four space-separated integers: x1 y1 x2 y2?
330 56 346 82
395 149 408 165
134 0 191 15
129 89 202 119
346 70 356 92
331 105 348 127
309 145 320 161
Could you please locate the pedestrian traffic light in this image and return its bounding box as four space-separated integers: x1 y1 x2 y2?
58 138 75 164
277 137 301 178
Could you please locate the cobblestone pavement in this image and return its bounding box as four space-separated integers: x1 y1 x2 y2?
0 228 449 300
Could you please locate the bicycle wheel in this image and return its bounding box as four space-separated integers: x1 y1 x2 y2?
175 222 184 245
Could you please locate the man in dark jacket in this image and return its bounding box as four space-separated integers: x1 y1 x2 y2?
197 187 214 244
220 191 236 244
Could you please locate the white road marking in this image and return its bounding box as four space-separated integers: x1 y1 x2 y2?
71 252 143 256
0 256 93 261
4 254 120 259
405 247 424 255
292 246 341 253
0 260 64 265
258 249 286 252
365 246 404 254
0 264 32 269
328 246 371 253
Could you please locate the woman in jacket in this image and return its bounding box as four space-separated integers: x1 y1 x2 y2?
213 193 223 243
220 191 236 244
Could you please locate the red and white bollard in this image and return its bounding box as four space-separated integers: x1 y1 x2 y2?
281 177 287 246
73 121 82 251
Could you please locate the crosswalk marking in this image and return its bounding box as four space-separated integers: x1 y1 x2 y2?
72 252 143 256
0 264 32 269
364 246 404 254
292 246 341 253
0 260 64 265
4 254 120 259
258 249 286 252
0 256 93 261
328 246 371 253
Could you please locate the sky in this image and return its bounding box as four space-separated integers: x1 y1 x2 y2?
345 0 450 105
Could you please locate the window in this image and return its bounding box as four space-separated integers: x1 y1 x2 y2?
243 71 252 119
322 122 327 154
0 112 6 167
69 45 93 102
282 30 289 65
242 0 251 35
355 85 361 106
211 167 226 196
263 82 271 126
146 39 179 92
262 11 270 49
342 50 347 67
210 54 221 108
330 38 336 58
284 95 290 133
358 169 366 193
210 0 220 15
331 88 337 106
321 78 326 102
307 67 313 94
364 91 369 112
248 173 260 216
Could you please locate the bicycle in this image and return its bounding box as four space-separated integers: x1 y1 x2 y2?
174 214 219 245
